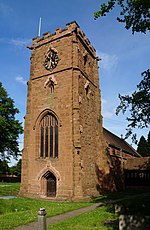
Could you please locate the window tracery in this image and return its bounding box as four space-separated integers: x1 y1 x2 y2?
40 113 58 158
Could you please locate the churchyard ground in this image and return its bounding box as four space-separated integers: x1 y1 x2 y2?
1 182 150 229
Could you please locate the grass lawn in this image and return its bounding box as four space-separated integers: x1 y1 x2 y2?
0 197 93 230
48 188 150 230
1 182 150 230
93 188 150 215
48 206 117 230
0 182 92 230
0 182 20 196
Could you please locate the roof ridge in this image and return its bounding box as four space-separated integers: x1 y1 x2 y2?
103 127 141 157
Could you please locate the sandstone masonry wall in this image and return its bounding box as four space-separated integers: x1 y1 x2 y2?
20 21 107 200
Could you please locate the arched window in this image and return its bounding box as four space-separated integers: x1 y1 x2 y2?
40 113 58 158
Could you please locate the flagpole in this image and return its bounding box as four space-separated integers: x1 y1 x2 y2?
38 17 42 37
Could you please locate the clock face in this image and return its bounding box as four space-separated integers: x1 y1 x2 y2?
44 47 59 70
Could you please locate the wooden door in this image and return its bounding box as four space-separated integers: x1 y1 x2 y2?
47 174 56 197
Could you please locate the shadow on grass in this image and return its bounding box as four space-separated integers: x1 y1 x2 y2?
101 205 118 230
92 188 150 204
102 219 118 230
92 188 150 229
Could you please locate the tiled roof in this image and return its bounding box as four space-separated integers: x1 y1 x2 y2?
125 157 150 170
103 128 141 157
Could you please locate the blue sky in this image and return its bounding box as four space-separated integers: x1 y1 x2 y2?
0 0 149 163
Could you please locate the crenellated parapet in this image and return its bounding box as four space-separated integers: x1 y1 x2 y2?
21 20 106 201
28 21 97 58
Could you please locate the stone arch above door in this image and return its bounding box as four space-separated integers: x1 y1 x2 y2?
36 165 61 198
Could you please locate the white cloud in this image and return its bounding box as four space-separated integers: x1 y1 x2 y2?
101 98 117 119
0 38 31 48
103 111 114 119
101 98 108 105
9 38 31 48
15 76 27 85
97 51 118 73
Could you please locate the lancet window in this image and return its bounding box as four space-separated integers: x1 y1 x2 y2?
40 113 58 158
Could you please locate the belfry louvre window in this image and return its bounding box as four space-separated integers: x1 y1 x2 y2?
40 113 58 158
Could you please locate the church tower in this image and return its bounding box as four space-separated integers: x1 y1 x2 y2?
20 21 106 201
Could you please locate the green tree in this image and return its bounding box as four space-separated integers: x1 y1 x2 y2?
94 0 150 34
147 131 150 153
9 159 22 177
116 69 150 142
94 0 150 141
15 159 22 177
137 135 149 156
0 82 23 161
0 160 10 174
147 131 150 145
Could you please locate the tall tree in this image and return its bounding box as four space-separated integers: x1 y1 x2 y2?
94 0 150 141
9 159 22 177
147 131 150 145
0 160 10 174
137 135 149 156
0 82 23 161
147 131 150 153
94 0 150 34
116 69 150 141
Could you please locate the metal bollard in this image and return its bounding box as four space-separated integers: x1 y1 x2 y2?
38 208 47 230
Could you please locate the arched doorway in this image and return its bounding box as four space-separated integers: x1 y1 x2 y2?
40 168 60 198
46 173 56 197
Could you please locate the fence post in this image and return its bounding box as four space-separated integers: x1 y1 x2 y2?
38 208 47 230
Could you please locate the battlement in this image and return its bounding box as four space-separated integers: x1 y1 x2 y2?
21 18 105 202
30 21 96 55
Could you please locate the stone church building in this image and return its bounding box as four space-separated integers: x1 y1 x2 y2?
20 21 141 201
